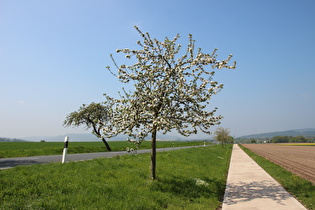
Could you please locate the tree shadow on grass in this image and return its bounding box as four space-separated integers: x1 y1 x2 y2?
223 180 293 206
151 176 225 201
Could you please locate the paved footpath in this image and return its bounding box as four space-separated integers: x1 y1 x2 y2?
222 144 306 210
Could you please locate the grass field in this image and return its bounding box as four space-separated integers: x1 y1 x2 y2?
0 145 232 209
0 140 208 158
240 144 315 210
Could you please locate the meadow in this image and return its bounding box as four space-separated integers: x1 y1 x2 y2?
0 140 208 158
0 145 232 209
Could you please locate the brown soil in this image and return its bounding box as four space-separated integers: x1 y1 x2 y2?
242 144 315 184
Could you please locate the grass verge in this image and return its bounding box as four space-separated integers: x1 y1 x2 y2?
0 145 232 209
239 144 315 210
0 141 208 158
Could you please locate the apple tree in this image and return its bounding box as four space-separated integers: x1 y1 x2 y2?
106 26 236 179
64 102 113 151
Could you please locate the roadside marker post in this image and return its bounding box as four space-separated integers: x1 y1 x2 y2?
62 136 69 163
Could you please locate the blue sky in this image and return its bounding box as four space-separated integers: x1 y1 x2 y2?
1 0 314 139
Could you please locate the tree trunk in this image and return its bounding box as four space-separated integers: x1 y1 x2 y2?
101 137 112 151
151 127 157 180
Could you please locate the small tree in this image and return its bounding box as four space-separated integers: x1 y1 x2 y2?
63 102 113 151
228 136 234 144
106 26 236 179
214 127 231 147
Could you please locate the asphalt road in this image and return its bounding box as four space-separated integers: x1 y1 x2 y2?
0 146 206 170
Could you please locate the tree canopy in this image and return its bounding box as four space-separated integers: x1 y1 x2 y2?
106 26 236 179
214 127 231 146
63 102 113 151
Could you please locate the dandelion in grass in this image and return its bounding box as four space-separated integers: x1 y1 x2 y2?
195 178 209 187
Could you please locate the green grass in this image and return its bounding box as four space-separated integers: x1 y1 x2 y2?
239 144 315 210
0 141 208 158
0 145 232 209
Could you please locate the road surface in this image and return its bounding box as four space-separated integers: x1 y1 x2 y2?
0 146 205 170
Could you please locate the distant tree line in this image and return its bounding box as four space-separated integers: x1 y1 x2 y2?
235 136 315 144
270 135 314 143
0 137 27 142
234 138 269 144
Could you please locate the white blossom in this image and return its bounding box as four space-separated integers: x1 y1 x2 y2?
106 26 236 179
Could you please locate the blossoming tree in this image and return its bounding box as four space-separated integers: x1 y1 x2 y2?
214 127 231 147
106 26 236 179
64 102 113 151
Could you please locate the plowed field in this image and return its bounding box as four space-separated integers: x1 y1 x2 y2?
242 144 315 184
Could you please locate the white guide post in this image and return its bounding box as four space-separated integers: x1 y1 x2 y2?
62 136 69 163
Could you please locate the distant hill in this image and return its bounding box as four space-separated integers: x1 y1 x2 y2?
0 137 28 142
23 133 100 142
22 133 184 142
238 128 315 139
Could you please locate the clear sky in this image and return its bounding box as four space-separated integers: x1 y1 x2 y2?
1 0 314 139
